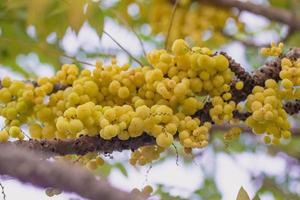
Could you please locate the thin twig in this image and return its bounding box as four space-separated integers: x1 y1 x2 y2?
0 182 6 200
200 0 300 30
62 55 94 66
112 11 147 58
0 37 94 67
143 164 152 186
165 0 179 49
223 27 295 48
172 143 179 166
103 30 144 66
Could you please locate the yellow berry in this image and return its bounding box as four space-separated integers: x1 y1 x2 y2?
282 78 293 89
9 126 21 138
282 130 291 139
128 117 144 137
214 54 229 71
265 79 277 88
29 124 43 139
69 119 84 134
171 39 189 55
142 185 153 195
264 136 271 144
109 80 121 95
0 130 9 142
156 133 173 148
222 92 232 101
235 81 244 90
118 87 130 99
251 101 262 111
101 125 119 140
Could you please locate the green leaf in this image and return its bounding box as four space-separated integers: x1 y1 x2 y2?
0 58 31 77
114 162 128 177
287 32 300 47
269 0 289 9
253 194 261 200
87 3 104 36
66 0 86 33
95 162 128 178
155 184 186 200
194 177 222 200
245 48 263 69
96 163 113 177
236 187 250 200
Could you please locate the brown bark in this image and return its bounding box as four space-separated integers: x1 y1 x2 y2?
4 134 156 156
0 49 300 157
0 144 143 200
200 0 300 30
195 48 300 125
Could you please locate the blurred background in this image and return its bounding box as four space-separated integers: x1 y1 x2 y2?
0 0 300 199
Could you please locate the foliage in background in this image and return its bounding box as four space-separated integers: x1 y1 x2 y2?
1 0 300 76
0 0 300 200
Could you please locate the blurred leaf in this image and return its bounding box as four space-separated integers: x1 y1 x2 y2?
236 187 250 200
287 32 300 47
5 0 26 10
67 0 86 33
255 176 300 200
155 184 187 200
95 162 128 178
269 0 289 9
245 48 263 69
274 137 300 158
253 195 261 200
27 0 51 26
96 163 113 177
194 178 222 200
87 3 104 36
0 57 30 77
0 0 105 72
114 162 128 177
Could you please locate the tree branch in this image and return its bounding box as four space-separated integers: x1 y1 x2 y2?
200 0 300 30
0 144 142 200
3 134 156 156
284 100 300 115
165 0 179 49
1 49 300 156
195 48 300 122
222 28 295 48
3 120 300 157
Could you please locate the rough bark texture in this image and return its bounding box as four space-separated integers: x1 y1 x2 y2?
200 0 300 30
252 58 281 86
4 134 156 156
0 48 300 156
221 52 255 102
195 48 300 126
284 100 300 115
0 144 142 200
1 49 299 156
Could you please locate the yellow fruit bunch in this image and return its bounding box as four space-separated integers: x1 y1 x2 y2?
245 79 291 144
0 39 235 166
279 57 300 100
0 39 296 166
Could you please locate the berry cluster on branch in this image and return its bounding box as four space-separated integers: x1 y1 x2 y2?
0 40 300 166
